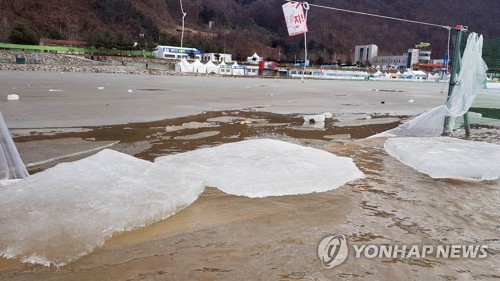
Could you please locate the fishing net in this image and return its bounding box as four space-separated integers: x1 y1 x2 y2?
374 32 492 137
0 111 29 180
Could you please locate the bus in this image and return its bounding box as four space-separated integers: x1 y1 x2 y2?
155 45 202 60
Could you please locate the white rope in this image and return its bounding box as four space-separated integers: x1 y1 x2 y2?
302 2 310 82
180 0 187 49
441 27 452 94
306 3 451 30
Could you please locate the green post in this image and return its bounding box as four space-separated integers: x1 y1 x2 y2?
463 113 471 136
443 27 464 136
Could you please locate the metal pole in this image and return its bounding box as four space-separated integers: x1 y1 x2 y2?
443 27 463 135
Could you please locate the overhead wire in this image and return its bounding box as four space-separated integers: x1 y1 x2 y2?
294 1 457 82
305 2 452 30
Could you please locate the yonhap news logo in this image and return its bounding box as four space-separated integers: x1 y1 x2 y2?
318 234 488 269
317 234 348 269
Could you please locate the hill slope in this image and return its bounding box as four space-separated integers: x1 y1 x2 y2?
1 0 499 63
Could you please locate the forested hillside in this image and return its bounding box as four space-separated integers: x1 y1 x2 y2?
1 0 499 63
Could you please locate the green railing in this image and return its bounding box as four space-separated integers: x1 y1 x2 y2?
0 43 155 58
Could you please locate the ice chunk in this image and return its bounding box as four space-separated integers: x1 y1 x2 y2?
0 149 204 267
385 137 500 180
173 131 220 140
165 122 220 132
7 94 19 101
155 139 364 198
303 114 326 123
303 114 326 129
207 116 267 124
323 112 333 119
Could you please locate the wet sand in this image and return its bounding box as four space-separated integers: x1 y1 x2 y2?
0 72 499 280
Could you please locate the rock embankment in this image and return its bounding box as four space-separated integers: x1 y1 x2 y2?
0 51 221 77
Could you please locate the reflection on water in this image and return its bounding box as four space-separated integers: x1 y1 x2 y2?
1 110 499 280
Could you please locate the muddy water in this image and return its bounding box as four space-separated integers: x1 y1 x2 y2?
1 111 499 280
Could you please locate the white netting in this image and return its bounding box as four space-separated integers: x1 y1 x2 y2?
446 33 487 115
0 111 29 180
373 32 488 138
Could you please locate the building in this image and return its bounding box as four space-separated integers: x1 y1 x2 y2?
372 48 433 70
372 55 407 69
155 45 202 60
202 53 232 63
354 44 378 65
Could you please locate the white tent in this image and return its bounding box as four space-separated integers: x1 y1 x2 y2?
205 60 219 74
218 61 232 75
192 59 207 74
175 59 193 72
247 53 263 64
232 61 245 76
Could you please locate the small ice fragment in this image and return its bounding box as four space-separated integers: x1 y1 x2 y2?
303 114 326 123
7 94 19 101
48 89 62 92
323 112 333 119
128 89 133 93
174 131 220 140
408 99 414 103
97 87 105 90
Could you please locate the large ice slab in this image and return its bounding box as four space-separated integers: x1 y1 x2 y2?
155 139 364 198
0 149 204 267
385 137 500 180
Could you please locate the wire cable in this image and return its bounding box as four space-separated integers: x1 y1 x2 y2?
306 3 452 30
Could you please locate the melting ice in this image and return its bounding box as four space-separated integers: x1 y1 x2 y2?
385 137 500 180
0 149 204 267
155 139 365 198
0 139 364 266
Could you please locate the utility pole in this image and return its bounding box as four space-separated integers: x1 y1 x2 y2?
443 25 470 136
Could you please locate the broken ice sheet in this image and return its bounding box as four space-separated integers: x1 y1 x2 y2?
385 137 500 180
0 149 204 267
155 139 364 198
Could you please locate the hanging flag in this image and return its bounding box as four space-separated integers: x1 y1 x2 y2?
282 1 308 36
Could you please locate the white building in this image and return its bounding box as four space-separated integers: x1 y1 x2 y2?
202 53 233 63
354 44 378 65
372 55 407 69
155 45 202 60
372 48 432 69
